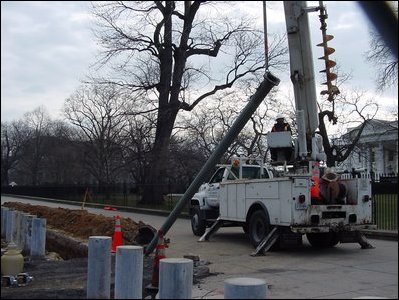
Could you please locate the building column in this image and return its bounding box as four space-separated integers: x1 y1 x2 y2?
376 143 384 174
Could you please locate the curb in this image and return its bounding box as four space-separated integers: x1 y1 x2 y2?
360 229 398 241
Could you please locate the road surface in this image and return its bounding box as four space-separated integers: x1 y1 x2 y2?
2 195 398 299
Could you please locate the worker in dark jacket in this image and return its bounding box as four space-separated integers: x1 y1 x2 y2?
270 114 292 161
271 114 292 133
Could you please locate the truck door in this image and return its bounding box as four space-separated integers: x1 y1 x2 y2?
205 167 226 207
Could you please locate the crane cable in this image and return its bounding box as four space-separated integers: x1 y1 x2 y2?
263 1 269 71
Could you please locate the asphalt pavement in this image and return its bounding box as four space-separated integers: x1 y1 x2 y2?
1 194 398 299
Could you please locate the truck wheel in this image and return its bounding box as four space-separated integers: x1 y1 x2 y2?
306 232 339 248
249 210 270 247
191 207 206 236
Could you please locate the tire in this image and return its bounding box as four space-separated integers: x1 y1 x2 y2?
306 232 339 248
248 210 270 247
191 207 206 236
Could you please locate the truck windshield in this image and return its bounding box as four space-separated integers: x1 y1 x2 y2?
209 168 225 184
227 166 269 180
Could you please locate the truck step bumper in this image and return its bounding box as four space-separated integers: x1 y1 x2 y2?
290 224 377 234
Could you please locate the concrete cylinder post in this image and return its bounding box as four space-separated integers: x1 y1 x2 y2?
19 212 30 249
224 277 267 299
159 258 193 299
6 210 16 242
21 214 35 255
19 213 27 251
23 215 36 255
87 236 112 299
1 207 9 237
11 210 20 243
30 218 46 259
15 211 24 247
114 245 143 299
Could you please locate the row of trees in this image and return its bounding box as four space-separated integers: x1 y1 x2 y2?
1 2 396 204
0 84 382 199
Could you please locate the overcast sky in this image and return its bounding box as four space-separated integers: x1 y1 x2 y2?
1 1 398 123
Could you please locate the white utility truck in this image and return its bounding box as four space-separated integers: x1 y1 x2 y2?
189 1 376 254
190 156 274 236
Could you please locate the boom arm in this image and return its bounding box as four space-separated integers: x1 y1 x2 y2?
283 1 324 161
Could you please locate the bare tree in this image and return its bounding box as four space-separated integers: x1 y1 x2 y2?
318 89 379 167
90 1 288 204
41 120 87 184
366 31 398 91
120 113 156 188
1 121 27 185
365 2 398 91
14 107 53 185
179 88 278 164
64 84 129 185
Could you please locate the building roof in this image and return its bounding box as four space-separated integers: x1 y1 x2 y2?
337 119 398 145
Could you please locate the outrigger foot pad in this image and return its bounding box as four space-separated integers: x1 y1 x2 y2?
357 232 375 249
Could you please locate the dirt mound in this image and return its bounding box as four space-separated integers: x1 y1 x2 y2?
2 202 155 245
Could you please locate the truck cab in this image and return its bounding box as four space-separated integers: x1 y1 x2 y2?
190 157 273 236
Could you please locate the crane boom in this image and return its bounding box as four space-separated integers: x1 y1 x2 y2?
283 1 320 159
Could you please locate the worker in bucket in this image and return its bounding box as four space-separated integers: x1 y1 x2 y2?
271 114 292 133
270 114 292 161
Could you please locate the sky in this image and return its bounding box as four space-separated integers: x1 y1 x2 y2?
1 1 398 124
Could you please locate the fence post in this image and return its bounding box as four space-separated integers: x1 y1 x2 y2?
87 236 111 299
114 245 143 299
22 214 36 255
159 258 193 299
224 277 267 299
1 207 9 237
30 218 46 259
6 210 16 243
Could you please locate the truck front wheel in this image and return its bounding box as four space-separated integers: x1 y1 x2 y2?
249 210 270 247
191 207 206 236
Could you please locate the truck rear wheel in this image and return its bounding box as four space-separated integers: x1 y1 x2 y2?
249 210 270 247
306 232 339 248
191 207 206 236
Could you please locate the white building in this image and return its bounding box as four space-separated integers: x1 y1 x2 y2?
334 119 398 175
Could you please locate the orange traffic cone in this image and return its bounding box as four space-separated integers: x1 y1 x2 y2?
150 233 166 288
111 215 123 253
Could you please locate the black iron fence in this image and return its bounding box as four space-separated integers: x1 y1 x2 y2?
371 176 398 231
2 173 398 230
1 183 187 212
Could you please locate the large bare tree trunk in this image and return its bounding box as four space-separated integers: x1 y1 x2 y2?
90 1 288 204
142 105 178 204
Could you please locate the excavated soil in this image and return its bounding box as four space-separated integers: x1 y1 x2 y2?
2 202 150 246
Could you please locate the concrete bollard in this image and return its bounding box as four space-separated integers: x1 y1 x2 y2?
12 210 19 243
18 212 30 249
87 236 112 299
159 258 193 299
6 210 16 242
224 277 267 299
15 211 24 247
114 246 143 299
22 214 36 255
30 218 46 258
1 207 9 237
